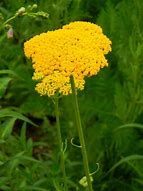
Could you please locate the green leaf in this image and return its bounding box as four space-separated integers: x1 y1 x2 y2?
26 138 33 154
106 155 143 175
33 178 47 186
0 108 37 126
53 179 63 191
7 151 25 173
25 186 48 191
115 123 143 132
0 177 10 187
19 179 26 189
0 69 18 76
20 156 41 163
134 178 143 185
0 77 12 98
20 122 27 149
1 118 16 139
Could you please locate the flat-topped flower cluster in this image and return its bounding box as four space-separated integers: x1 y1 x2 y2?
24 21 111 96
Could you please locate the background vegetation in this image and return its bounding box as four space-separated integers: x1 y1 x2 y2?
0 0 143 190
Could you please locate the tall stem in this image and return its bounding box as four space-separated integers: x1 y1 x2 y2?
70 76 93 191
55 97 68 191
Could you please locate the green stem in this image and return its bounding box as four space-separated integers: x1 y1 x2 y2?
3 14 17 26
55 97 68 191
0 14 17 31
70 76 93 191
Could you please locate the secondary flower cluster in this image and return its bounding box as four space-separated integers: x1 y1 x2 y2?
24 21 111 96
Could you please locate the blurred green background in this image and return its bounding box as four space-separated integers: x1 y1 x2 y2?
0 0 143 190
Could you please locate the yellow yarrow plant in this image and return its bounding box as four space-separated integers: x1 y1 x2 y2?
24 21 111 97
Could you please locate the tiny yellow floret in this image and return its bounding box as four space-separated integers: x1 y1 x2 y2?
24 21 111 96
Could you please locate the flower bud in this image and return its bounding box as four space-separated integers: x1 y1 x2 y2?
32 4 38 9
37 11 49 18
7 28 13 39
17 7 26 16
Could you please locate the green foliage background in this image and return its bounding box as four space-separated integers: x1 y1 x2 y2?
0 0 143 190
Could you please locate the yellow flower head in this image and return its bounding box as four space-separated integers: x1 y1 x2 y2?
24 21 111 97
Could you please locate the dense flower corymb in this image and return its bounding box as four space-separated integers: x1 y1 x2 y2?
24 21 111 96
